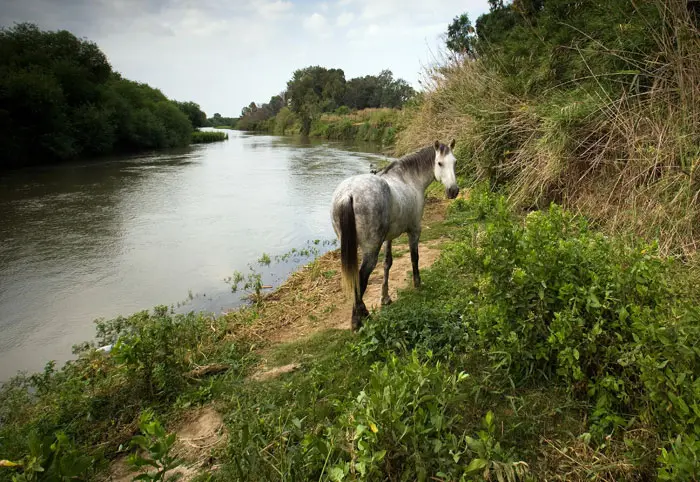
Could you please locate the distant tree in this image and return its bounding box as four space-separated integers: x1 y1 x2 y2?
174 101 207 128
0 23 191 169
446 13 476 57
208 112 236 127
343 70 415 110
267 95 285 116
286 66 346 135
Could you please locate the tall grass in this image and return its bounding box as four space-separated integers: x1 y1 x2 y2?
310 108 403 145
398 0 700 256
191 131 228 144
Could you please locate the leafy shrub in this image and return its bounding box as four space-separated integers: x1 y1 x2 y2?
326 353 527 481
0 432 93 481
0 306 246 477
359 187 700 476
127 410 182 481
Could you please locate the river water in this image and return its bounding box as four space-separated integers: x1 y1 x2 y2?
0 130 388 381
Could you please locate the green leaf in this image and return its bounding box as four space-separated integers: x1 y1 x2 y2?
464 458 489 475
328 466 345 481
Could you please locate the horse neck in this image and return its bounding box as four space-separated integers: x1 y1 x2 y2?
410 164 436 194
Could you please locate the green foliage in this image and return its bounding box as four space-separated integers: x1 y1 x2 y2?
326 353 527 481
467 0 659 96
0 433 93 481
191 131 228 143
236 95 286 131
174 101 207 128
360 188 700 477
272 106 297 135
226 270 263 304
0 23 194 168
446 14 475 56
0 307 248 478
207 113 237 128
307 108 401 145
343 70 416 110
127 411 182 481
286 66 346 135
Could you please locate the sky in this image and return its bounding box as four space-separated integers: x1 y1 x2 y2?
1 0 490 117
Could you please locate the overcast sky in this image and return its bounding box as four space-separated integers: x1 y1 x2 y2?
1 0 490 117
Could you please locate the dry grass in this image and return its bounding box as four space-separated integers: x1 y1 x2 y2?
397 0 700 257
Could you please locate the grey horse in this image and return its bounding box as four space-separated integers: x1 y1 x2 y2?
330 140 459 330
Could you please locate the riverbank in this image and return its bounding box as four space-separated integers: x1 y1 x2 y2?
4 185 699 480
237 108 404 148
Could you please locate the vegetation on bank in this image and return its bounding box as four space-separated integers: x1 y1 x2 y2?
240 106 405 146
2 188 699 480
191 131 228 144
207 113 239 129
0 23 210 169
235 67 415 138
398 0 700 256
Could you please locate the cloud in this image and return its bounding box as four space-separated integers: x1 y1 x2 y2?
0 0 491 116
336 11 354 27
303 12 328 35
257 1 294 17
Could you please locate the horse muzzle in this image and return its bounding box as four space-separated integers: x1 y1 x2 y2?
446 185 459 199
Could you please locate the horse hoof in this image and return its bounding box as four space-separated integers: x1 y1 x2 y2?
381 297 392 306
351 317 363 331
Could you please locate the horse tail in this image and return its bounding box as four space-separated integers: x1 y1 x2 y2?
338 195 359 299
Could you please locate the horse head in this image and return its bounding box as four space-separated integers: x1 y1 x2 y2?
433 139 459 199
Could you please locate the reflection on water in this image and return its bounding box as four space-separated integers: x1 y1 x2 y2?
0 130 390 381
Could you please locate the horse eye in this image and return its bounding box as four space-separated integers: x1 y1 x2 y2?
438 162 443 167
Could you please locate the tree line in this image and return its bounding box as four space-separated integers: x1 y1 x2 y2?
0 23 209 169
236 67 416 135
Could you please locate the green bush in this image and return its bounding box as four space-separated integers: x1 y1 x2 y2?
326 353 527 482
358 187 700 477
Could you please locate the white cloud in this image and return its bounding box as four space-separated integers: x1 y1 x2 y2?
257 1 293 17
303 12 328 35
336 11 354 27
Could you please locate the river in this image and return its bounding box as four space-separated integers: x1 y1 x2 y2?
0 130 389 381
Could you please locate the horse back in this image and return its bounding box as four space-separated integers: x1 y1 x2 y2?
331 174 391 249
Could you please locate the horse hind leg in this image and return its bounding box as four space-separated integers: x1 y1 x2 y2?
352 244 381 330
381 240 393 306
408 229 421 289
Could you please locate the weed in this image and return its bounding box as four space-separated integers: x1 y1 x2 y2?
127 410 182 481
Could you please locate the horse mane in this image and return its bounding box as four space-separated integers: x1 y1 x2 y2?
376 144 443 178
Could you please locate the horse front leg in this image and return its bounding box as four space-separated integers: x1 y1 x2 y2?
381 240 393 306
352 247 380 330
408 230 421 289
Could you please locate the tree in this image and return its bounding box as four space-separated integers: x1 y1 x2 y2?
446 13 476 57
286 66 346 135
0 23 192 169
174 101 207 128
343 70 415 110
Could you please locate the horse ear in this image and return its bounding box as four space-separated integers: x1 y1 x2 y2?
434 140 440 150
450 139 456 150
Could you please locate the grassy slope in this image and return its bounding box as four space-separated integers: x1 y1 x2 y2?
396 2 700 259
